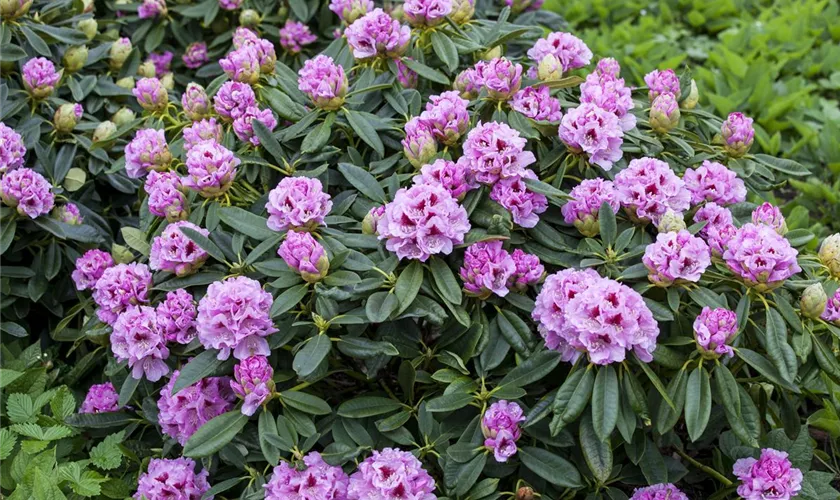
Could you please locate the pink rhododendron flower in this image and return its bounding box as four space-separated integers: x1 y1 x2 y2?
377 183 470 261
733 449 803 500
642 229 711 286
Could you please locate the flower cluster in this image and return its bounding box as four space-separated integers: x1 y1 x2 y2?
462 121 536 184
822 288 840 325
723 223 800 291
510 249 544 291
420 91 470 146
629 483 689 500
752 202 787 235
642 230 711 286
413 158 476 200
614 157 691 224
133 77 168 112
183 42 208 69
345 8 411 60
298 55 348 111
54 203 82 224
265 452 349 500
0 167 55 218
278 20 317 54
562 178 619 237
266 176 332 232
722 112 755 157
579 68 635 131
526 32 592 79
183 118 223 151
482 400 526 462
0 122 26 174
230 355 274 416
22 57 60 98
80 382 121 414
125 128 171 178
482 57 523 100
149 221 210 276
156 289 197 344
559 102 624 170
376 183 470 261
220 45 261 84
92 263 152 325
404 0 452 27
214 81 256 121
279 231 330 283
348 448 436 499
644 69 680 101
489 169 548 228
110 305 170 382
693 306 738 357
460 241 517 298
329 0 373 23
693 203 736 256
158 372 235 444
533 269 659 364
182 83 211 120
232 105 277 146
134 458 211 500
683 160 746 205
72 249 115 291
145 171 188 221
511 85 562 122
183 140 240 198
402 116 437 168
196 276 278 360
147 51 173 75
733 449 803 500
137 0 166 18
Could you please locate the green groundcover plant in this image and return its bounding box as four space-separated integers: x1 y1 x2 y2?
2 0 840 499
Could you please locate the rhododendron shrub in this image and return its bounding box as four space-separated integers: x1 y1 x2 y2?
2 1 839 499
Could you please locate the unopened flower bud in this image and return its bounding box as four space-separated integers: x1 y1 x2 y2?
116 76 135 89
278 231 330 284
1 0 32 20
112 107 136 126
362 206 385 235
402 117 437 168
137 60 156 78
537 54 563 81
389 3 404 21
479 46 502 61
54 103 83 134
819 234 840 278
111 243 135 264
449 0 475 24
650 93 680 134
109 37 133 71
80 0 94 12
63 46 89 73
93 120 117 142
681 79 699 109
181 83 210 120
722 112 754 158
516 486 535 500
53 203 83 225
801 283 828 319
78 18 98 40
656 209 686 233
239 8 259 26
160 72 174 90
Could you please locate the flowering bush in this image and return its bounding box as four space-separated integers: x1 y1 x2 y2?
2 1 840 499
